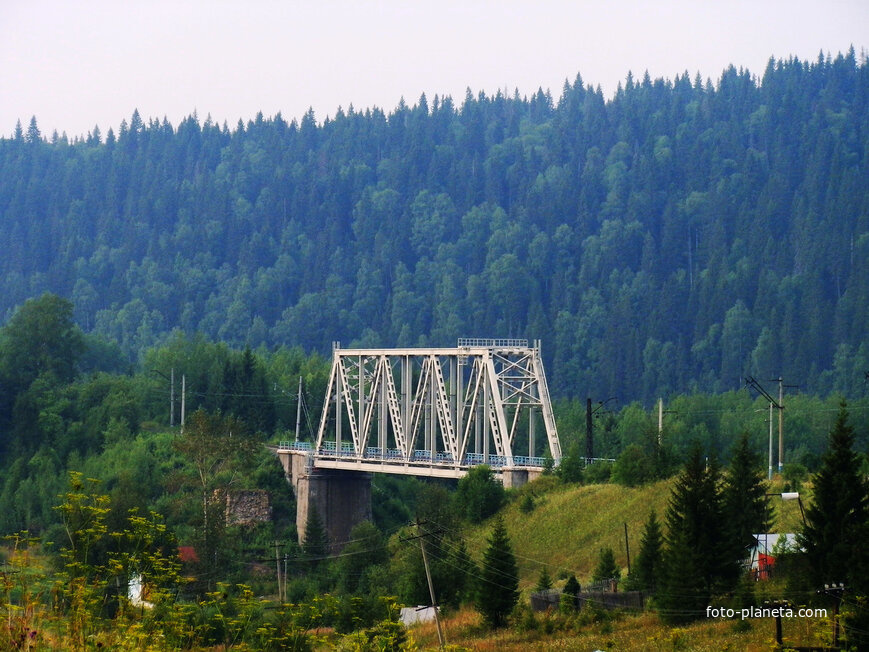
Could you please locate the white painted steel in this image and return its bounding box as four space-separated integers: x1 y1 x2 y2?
314 340 561 475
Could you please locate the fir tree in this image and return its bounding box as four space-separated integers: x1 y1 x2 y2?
475 516 519 628
657 445 737 623
535 566 553 591
629 509 663 593
562 574 581 610
301 505 329 567
722 432 771 565
799 403 869 591
798 403 869 649
447 536 478 606
592 547 621 583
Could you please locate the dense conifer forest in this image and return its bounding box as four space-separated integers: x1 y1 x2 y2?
1 50 867 403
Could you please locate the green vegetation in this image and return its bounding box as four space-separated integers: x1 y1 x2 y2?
1 49 868 645
722 432 772 561
657 447 737 623
799 404 869 648
475 516 519 628
625 509 663 593
1 54 868 406
592 547 621 583
455 465 505 523
535 566 552 591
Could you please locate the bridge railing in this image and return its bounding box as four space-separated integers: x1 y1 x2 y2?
298 443 551 471
277 440 312 451
457 337 529 348
463 453 508 467
512 455 546 467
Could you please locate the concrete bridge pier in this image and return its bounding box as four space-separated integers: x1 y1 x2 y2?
501 468 544 489
295 470 372 552
276 450 372 551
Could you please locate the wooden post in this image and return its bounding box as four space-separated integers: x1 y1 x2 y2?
417 519 445 648
624 522 631 576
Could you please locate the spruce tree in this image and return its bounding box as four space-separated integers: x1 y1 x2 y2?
592 547 621 583
475 516 519 628
630 509 663 594
722 432 771 566
657 445 736 623
447 536 478 607
799 403 869 591
798 404 869 649
562 574 581 610
301 505 329 567
535 566 553 591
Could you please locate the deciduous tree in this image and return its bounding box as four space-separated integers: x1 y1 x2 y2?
455 465 504 524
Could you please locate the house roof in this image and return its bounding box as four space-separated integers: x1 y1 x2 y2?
178 546 199 563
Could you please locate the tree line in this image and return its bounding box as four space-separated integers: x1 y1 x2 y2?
1 51 868 404
0 294 867 647
622 404 869 647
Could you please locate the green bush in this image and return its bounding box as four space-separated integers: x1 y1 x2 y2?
455 466 505 524
583 460 613 484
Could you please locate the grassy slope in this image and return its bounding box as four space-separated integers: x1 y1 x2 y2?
465 477 674 589
416 476 821 650
464 475 810 591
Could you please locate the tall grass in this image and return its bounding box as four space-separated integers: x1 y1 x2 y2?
465 478 673 588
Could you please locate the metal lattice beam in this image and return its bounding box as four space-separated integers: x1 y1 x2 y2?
313 339 561 475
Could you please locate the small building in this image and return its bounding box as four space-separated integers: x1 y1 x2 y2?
128 573 153 609
750 533 798 580
224 489 272 526
400 606 438 626
178 546 199 563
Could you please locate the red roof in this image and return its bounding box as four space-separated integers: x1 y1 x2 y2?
178 546 199 563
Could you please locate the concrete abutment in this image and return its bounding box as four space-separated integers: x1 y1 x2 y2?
276 450 372 551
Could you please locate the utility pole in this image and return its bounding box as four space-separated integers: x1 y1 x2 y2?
770 377 798 473
170 368 175 427
275 541 283 603
403 520 445 648
624 522 631 575
418 520 444 648
745 377 782 476
822 583 846 649
767 402 774 480
777 377 784 474
586 397 616 463
657 398 675 446
181 374 186 429
295 376 303 442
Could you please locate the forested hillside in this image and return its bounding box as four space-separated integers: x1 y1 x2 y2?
1 50 868 402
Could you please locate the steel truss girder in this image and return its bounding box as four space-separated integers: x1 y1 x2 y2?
315 342 562 471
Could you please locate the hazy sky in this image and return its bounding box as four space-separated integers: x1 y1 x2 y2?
2 0 867 139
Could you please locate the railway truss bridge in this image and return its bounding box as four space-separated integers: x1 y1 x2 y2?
275 339 562 546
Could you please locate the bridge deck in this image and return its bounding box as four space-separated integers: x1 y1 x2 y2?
277 441 547 478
